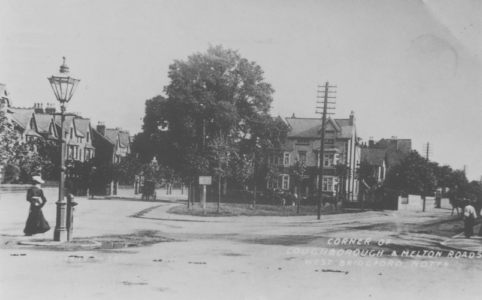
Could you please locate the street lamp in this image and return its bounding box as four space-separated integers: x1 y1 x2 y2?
48 57 80 242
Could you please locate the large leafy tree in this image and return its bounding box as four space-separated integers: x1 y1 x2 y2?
138 45 288 199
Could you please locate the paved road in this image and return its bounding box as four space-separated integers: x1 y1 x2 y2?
0 190 480 300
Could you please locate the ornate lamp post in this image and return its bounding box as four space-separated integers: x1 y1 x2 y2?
48 57 80 242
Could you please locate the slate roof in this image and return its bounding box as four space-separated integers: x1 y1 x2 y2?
10 108 34 129
285 117 355 139
104 129 119 145
333 119 354 139
118 131 130 148
375 139 411 154
25 129 42 138
74 118 90 137
34 114 54 134
53 115 74 134
361 148 387 166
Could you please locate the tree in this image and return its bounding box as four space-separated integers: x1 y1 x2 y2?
383 150 436 196
291 159 306 213
0 111 22 180
334 163 351 198
206 134 234 212
115 153 142 185
137 45 288 205
265 164 282 205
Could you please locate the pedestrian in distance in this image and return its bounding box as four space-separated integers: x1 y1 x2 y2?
463 199 476 238
23 175 50 236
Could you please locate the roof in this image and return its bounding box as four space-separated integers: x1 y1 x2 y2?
25 129 42 138
285 117 355 139
104 129 119 145
53 115 75 134
10 108 34 129
375 139 411 154
333 119 355 139
361 148 387 166
285 118 322 138
34 114 54 133
74 118 91 136
118 131 130 148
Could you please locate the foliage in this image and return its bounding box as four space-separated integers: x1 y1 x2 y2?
291 159 306 186
383 150 437 196
265 164 282 187
356 160 377 188
136 45 288 188
113 153 142 185
0 111 23 166
2 163 20 183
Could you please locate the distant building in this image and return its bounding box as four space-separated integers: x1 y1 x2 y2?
93 122 131 164
360 136 412 184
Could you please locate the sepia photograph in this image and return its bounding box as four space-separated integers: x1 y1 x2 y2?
0 0 481 299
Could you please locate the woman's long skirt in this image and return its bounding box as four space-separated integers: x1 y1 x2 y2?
24 206 50 236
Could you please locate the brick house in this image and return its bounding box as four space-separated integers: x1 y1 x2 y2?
268 112 361 202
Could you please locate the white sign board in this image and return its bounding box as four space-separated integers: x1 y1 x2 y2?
199 176 212 185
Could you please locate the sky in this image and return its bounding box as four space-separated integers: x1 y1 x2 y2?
0 0 481 180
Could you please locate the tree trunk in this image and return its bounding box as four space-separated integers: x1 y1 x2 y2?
188 180 192 209
222 179 227 196
217 175 221 213
253 164 257 208
297 183 301 214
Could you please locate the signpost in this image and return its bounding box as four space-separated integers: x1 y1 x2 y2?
199 176 212 214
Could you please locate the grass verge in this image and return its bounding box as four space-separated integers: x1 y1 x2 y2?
168 202 365 217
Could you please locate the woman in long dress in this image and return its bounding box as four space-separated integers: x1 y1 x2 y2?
23 176 50 236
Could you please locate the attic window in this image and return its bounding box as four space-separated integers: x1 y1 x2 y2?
296 138 309 145
325 130 335 144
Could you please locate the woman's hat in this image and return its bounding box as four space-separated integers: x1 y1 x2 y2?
32 175 44 184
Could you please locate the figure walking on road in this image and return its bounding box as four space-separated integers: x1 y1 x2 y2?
23 176 50 236
463 199 476 238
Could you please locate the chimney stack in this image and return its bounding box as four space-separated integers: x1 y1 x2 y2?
34 103 44 114
97 121 106 136
390 136 398 149
368 136 374 148
45 103 56 114
349 111 355 125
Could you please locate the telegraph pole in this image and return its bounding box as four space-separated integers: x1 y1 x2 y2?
316 82 336 220
422 143 433 212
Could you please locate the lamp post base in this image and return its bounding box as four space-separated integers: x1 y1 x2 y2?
53 200 68 242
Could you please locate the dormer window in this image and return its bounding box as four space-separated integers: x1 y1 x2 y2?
296 138 309 145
